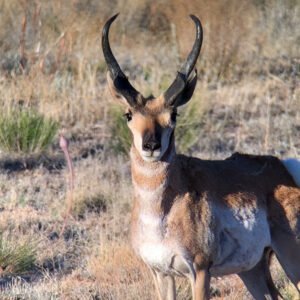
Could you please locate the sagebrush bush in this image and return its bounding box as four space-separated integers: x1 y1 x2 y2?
0 108 59 155
0 238 36 275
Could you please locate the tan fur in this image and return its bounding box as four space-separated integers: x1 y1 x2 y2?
132 165 167 189
101 12 299 298
145 95 166 112
122 101 300 300
105 52 300 300
272 185 300 233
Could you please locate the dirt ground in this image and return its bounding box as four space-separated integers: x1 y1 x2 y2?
0 0 299 299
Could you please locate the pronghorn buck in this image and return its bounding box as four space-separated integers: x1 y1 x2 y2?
102 14 300 300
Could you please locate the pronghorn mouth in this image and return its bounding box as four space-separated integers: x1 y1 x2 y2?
141 150 161 162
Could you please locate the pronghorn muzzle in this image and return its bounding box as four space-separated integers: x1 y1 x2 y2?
142 129 161 153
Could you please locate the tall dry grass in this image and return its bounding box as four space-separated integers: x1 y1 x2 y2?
0 0 299 299
0 0 299 125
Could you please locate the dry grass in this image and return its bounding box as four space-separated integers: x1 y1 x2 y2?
0 0 299 299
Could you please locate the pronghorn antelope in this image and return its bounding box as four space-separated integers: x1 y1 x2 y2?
102 14 300 300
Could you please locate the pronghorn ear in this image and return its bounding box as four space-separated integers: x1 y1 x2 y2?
172 70 197 107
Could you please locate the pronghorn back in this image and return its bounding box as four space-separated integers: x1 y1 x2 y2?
281 158 300 187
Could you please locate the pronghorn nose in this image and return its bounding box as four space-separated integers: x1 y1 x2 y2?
143 140 161 152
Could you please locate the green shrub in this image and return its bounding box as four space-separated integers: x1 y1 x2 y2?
175 98 203 154
109 105 131 155
0 238 36 275
0 108 59 155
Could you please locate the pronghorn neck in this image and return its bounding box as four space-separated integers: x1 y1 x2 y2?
130 145 176 208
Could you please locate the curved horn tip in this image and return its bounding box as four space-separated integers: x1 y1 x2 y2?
190 15 202 29
189 14 203 44
109 13 120 22
189 14 200 23
103 13 120 33
189 15 202 31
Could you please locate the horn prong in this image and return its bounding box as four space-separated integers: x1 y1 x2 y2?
165 15 203 107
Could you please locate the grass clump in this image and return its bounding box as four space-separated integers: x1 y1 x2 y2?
0 238 36 275
72 190 108 218
109 105 131 155
0 108 59 155
176 99 203 154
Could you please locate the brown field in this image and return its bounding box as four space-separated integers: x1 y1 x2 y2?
0 0 299 299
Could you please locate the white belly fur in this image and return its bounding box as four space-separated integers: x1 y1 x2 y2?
136 213 193 276
139 241 193 276
210 205 271 276
139 241 172 271
135 202 271 277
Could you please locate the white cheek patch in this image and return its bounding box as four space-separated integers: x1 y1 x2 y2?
128 110 175 162
129 126 143 153
130 126 174 162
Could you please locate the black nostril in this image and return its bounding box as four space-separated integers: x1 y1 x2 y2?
143 141 161 151
152 142 161 151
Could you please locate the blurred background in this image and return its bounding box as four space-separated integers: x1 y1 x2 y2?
0 1 299 299
0 0 299 157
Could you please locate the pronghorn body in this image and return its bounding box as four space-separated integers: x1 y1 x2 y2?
131 148 299 277
102 14 300 300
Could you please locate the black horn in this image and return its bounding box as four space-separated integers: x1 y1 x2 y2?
102 14 140 107
164 15 203 107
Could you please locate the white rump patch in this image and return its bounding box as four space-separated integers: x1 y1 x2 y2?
281 158 300 187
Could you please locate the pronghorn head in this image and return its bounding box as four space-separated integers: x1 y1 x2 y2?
102 14 203 162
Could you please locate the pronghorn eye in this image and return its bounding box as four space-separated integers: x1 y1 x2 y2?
124 112 132 122
171 111 178 122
